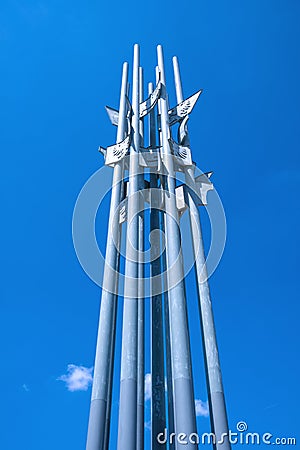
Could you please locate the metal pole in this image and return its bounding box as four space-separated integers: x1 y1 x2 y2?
103 75 130 449
86 62 128 450
137 66 145 450
173 56 231 450
157 45 197 449
103 182 124 450
117 43 140 450
155 66 175 450
149 81 166 450
162 227 175 450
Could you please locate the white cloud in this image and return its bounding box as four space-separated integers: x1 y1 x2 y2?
58 364 93 392
195 399 209 417
145 373 151 401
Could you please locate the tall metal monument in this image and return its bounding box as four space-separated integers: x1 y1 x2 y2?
86 44 231 450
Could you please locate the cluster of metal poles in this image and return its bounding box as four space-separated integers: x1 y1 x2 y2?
86 44 231 450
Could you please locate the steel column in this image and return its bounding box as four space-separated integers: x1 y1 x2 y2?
137 66 145 450
117 44 140 450
173 56 231 450
157 45 197 449
148 81 166 450
86 61 128 450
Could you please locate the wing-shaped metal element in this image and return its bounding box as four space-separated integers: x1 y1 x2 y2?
139 79 162 118
168 90 203 126
99 134 131 166
105 106 119 126
195 172 214 205
169 138 193 166
177 115 190 145
98 146 106 157
105 96 132 127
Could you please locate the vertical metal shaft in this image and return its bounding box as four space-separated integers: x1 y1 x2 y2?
173 56 231 450
117 44 140 450
86 62 128 450
157 45 197 449
155 66 175 450
103 80 130 450
162 225 175 450
149 81 166 450
103 183 124 450
137 66 145 450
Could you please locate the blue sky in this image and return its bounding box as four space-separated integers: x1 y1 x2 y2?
1 0 299 449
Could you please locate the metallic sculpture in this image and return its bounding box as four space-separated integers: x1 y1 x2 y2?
86 44 231 450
